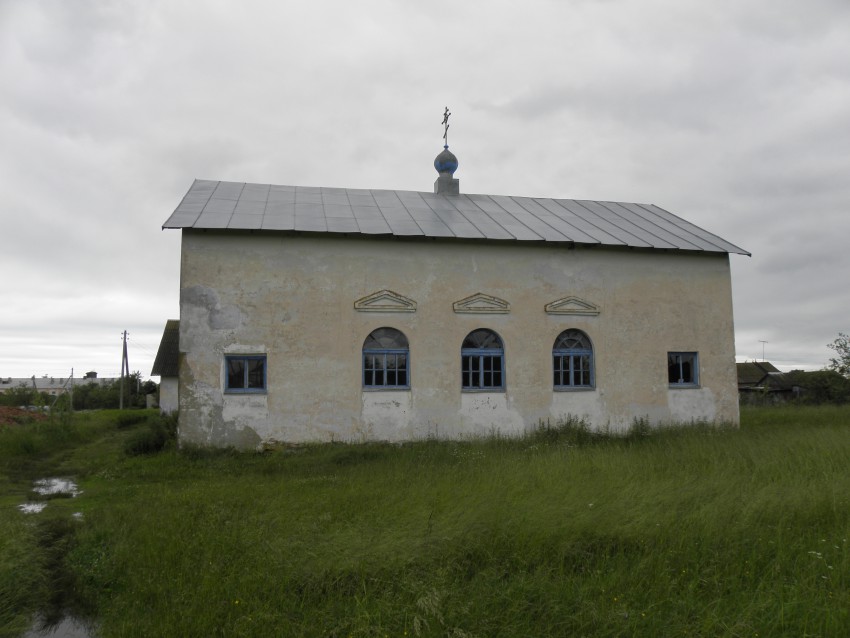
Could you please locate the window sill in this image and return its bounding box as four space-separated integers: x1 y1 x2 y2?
668 384 701 389
362 387 411 392
462 388 506 393
224 390 267 395
554 386 595 392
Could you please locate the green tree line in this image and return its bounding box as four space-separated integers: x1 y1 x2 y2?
775 333 850 404
0 373 157 410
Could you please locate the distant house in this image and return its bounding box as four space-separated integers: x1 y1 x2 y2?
0 372 115 398
737 361 795 401
162 143 749 449
151 320 179 414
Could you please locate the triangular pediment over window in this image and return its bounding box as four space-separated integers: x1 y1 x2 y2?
354 290 417 313
545 296 600 316
453 292 511 314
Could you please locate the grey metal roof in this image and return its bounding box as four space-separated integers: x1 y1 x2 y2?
163 180 750 255
151 320 180 378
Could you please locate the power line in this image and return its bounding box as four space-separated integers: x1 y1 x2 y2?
127 335 158 357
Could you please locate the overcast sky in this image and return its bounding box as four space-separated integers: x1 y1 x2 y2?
2 0 849 381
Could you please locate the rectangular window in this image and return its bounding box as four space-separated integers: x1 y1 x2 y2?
462 352 504 390
668 352 698 387
225 355 267 393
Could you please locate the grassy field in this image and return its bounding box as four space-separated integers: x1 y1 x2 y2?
2 406 849 637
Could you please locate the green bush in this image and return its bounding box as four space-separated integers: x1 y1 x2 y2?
786 369 850 404
124 427 166 456
115 412 148 428
528 415 597 445
123 414 177 456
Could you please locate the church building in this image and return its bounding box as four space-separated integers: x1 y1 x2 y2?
163 127 748 449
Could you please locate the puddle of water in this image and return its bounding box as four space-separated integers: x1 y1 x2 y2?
33 478 82 498
19 502 48 514
24 615 94 638
19 478 82 515
18 478 95 637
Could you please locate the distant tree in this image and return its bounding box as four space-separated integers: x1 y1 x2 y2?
828 332 850 378
785 369 850 404
0 383 52 407
72 371 152 410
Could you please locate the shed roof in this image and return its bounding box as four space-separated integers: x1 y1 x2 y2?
737 362 787 388
163 180 750 255
151 320 179 378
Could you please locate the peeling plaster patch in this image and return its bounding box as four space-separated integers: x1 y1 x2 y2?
180 376 225 446
668 387 718 423
459 393 524 436
182 284 244 331
221 393 268 449
223 343 266 354
223 396 268 422
351 421 376 443
622 403 671 431
550 391 606 428
210 305 244 330
207 418 261 450
362 391 413 440
182 285 219 310
237 426 263 449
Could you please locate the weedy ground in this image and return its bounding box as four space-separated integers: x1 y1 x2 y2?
1 405 849 637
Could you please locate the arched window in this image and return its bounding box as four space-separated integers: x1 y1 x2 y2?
553 329 594 389
461 329 505 390
363 327 409 389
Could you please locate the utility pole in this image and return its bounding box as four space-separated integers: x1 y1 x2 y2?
119 331 129 410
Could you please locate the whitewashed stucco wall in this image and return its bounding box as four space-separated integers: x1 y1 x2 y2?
158 377 178 415
177 231 739 448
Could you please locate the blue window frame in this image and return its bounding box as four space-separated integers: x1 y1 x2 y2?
668 352 699 387
363 328 409 389
553 329 594 389
225 355 267 393
461 329 504 391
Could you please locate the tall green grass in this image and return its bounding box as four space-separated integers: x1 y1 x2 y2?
0 410 158 473
3 407 850 636
0 410 158 636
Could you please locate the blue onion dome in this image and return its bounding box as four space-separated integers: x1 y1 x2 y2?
434 146 458 175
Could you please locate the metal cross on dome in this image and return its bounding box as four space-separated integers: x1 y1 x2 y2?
442 107 451 147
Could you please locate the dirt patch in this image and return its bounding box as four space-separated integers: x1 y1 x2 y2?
0 406 49 426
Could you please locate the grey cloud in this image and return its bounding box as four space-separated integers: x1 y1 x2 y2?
2 0 849 376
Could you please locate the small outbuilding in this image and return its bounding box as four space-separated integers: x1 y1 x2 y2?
163 143 749 448
151 319 180 414
737 361 794 402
